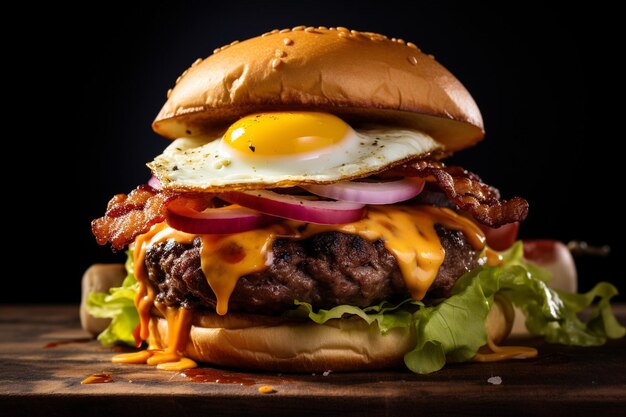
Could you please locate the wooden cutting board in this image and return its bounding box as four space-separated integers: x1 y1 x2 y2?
1 305 625 417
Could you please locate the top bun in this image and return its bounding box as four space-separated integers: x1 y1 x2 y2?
153 26 484 152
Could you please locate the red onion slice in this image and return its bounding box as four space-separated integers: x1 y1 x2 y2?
148 175 162 190
303 179 425 204
220 190 365 224
166 197 277 234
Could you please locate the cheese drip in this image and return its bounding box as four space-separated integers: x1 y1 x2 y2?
132 205 485 324
113 306 198 371
200 227 289 315
121 205 486 370
296 206 485 300
131 223 195 341
113 223 198 370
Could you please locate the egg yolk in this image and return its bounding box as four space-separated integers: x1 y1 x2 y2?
223 112 350 156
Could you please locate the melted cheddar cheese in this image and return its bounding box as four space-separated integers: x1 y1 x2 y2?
296 206 485 300
200 226 292 315
115 205 487 370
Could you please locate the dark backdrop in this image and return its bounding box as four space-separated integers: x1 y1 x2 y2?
10 1 622 303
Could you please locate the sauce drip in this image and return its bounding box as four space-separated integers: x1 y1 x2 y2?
484 248 503 266
112 306 197 371
81 372 113 384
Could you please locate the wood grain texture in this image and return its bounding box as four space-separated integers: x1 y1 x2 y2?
1 305 625 417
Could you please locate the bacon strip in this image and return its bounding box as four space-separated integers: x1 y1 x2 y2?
91 185 175 250
93 160 527 249
384 160 529 227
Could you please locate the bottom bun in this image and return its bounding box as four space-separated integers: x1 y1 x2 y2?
149 298 514 372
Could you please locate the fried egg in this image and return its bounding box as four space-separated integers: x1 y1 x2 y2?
149 112 441 191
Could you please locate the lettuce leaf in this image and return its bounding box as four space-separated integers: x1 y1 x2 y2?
458 243 626 346
86 251 139 346
296 242 625 374
292 298 422 334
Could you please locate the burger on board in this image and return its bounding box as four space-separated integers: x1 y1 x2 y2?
88 26 624 374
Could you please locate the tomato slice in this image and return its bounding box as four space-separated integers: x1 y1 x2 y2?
479 222 520 251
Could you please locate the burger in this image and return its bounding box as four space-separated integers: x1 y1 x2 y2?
87 26 623 374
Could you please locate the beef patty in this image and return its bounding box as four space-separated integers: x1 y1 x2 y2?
144 226 478 315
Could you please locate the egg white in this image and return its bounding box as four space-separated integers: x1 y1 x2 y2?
149 127 441 191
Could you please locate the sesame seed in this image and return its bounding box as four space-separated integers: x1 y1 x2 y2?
192 58 202 67
283 38 293 46
391 37 397 42
408 55 418 65
181 69 188 77
329 27 337 31
337 27 349 33
292 25 305 31
318 26 328 30
279 28 291 33
271 29 279 34
275 49 286 58
213 48 220 54
351 29 359 34
397 38 405 44
338 32 349 38
271 58 281 69
261 32 271 37
167 88 172 98
176 76 182 84
407 42 418 49
428 54 435 59
230 40 239 45
368 33 385 41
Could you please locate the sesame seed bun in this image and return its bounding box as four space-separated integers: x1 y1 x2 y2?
153 26 484 152
147 296 513 372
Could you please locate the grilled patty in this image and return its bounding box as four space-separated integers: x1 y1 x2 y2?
144 226 478 315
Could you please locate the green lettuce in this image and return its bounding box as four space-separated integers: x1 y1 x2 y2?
296 242 625 374
86 251 139 346
292 298 422 334
88 243 625 374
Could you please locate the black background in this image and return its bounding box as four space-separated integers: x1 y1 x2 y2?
10 1 622 303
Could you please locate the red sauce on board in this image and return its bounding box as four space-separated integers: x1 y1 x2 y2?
43 338 92 348
181 368 257 385
181 368 294 386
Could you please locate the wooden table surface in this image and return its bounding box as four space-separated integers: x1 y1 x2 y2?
1 305 625 417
